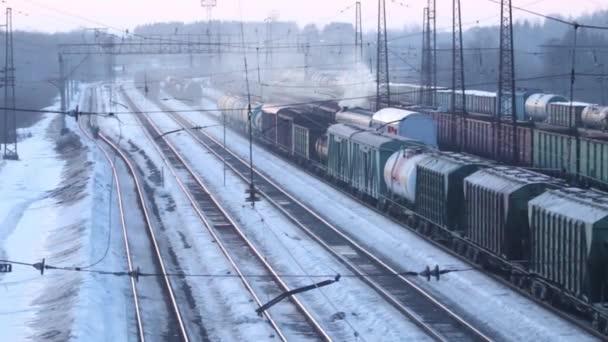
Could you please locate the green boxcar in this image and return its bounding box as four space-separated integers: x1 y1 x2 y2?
529 188 608 302
327 123 419 199
415 152 487 231
579 137 608 186
533 129 577 173
546 102 590 128
293 124 310 159
464 167 560 260
327 124 359 183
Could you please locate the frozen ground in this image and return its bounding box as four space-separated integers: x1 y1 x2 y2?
97 85 279 341
0 87 134 342
159 90 599 342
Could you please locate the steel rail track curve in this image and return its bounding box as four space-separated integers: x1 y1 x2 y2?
79 87 189 342
161 101 494 342
122 89 332 342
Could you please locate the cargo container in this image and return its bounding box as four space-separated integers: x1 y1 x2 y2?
260 104 282 145
465 90 496 115
546 101 591 128
532 130 577 174
327 124 361 183
415 152 487 230
529 188 608 302
464 167 559 260
372 108 438 147
579 137 608 187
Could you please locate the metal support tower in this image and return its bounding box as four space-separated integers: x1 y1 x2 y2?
265 19 273 69
451 0 466 149
420 0 436 108
58 54 66 113
355 1 363 65
376 0 390 110
201 0 217 22
495 0 518 164
2 7 17 159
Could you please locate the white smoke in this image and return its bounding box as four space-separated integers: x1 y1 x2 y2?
337 62 375 110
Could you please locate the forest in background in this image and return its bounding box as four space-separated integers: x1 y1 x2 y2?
2 8 607 138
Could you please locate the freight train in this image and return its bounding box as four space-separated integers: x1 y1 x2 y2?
191 88 608 335
390 82 608 130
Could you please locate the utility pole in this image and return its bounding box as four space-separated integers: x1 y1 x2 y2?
420 0 436 108
2 7 18 160
376 0 390 110
451 0 466 150
355 1 363 66
201 0 217 22
265 18 273 70
496 0 517 164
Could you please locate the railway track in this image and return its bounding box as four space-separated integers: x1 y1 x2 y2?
155 101 495 341
121 89 332 342
80 87 189 342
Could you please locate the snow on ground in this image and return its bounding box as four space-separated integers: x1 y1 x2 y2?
135 89 433 341
0 86 133 342
160 92 599 342
97 85 278 341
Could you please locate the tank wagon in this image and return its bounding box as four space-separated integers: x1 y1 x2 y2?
372 108 438 147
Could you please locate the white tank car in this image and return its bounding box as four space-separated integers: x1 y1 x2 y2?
524 93 567 122
372 108 438 147
335 108 374 128
384 149 430 202
581 105 608 130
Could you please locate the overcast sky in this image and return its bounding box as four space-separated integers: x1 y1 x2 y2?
5 0 607 34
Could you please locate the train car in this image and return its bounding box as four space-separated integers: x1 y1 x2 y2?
372 108 438 147
315 134 329 162
260 104 282 145
532 129 577 175
579 137 608 188
528 187 608 302
327 124 419 199
464 167 560 261
546 101 591 128
327 124 361 184
498 90 540 121
525 93 567 122
383 149 431 203
275 106 334 162
308 101 340 123
390 83 422 105
581 105 608 131
465 90 496 116
415 152 488 231
335 107 373 128
463 117 532 165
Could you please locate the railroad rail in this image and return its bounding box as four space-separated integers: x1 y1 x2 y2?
121 89 331 342
158 101 494 342
79 88 189 341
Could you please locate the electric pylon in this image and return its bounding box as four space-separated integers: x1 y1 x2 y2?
2 7 17 159
420 0 436 108
496 0 518 163
376 0 390 110
355 1 363 65
451 0 466 149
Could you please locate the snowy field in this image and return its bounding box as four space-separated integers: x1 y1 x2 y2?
0 87 134 341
